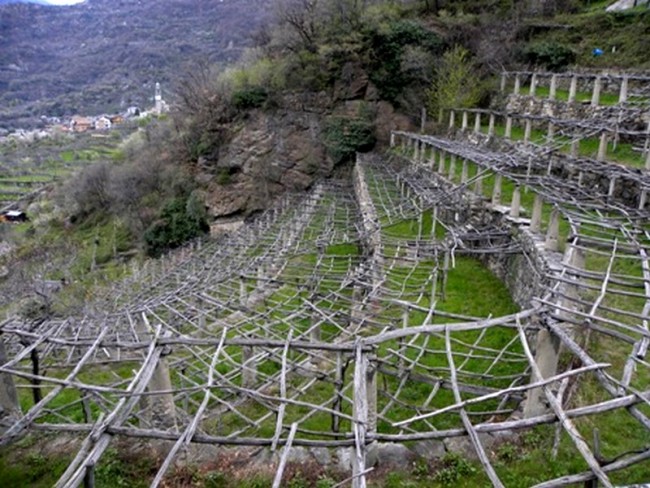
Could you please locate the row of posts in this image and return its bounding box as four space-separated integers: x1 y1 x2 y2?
501 71 633 106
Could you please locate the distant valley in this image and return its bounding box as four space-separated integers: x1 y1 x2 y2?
0 0 270 128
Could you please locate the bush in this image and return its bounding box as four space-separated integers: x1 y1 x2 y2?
324 108 376 165
232 86 268 109
519 41 576 71
144 193 209 257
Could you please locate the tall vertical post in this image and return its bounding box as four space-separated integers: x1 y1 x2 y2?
488 113 495 137
570 138 580 159
505 116 513 138
529 73 538 96
619 76 629 103
240 275 247 307
449 110 455 129
513 73 521 95
429 147 437 170
413 139 420 162
146 350 177 430
545 209 560 252
491 173 502 206
549 74 557 100
523 324 561 418
420 107 427 133
461 159 469 184
242 345 257 389
591 76 602 107
500 72 507 92
547 122 555 143
461 111 469 131
530 193 543 233
448 154 457 182
438 150 446 174
568 75 578 103
524 119 532 145
597 132 608 161
474 112 481 134
390 132 395 147
0 337 21 426
608 177 617 200
510 186 521 218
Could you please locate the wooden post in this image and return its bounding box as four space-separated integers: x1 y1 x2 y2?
591 76 602 107
545 209 560 252
491 173 502 206
510 186 521 218
568 75 578 103
530 193 543 233
84 464 96 488
549 74 557 100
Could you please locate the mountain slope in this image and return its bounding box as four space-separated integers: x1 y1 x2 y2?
0 0 270 128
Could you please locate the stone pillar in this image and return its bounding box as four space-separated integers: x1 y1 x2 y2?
524 118 532 144
591 76 602 107
597 132 608 161
429 147 437 169
488 113 495 137
474 112 481 134
639 190 647 210
438 151 446 174
242 345 257 388
529 73 537 96
461 110 469 131
505 116 512 138
420 107 427 133
491 173 502 206
568 75 578 103
500 72 507 92
513 73 521 95
608 177 617 199
619 76 629 104
578 171 584 187
413 139 420 162
523 326 561 418
545 209 560 252
546 122 555 143
0 338 21 426
147 355 177 430
449 110 455 129
390 132 395 147
510 186 521 218
448 154 456 181
549 74 557 100
461 159 469 184
474 175 483 195
530 193 543 233
239 275 247 307
570 138 579 159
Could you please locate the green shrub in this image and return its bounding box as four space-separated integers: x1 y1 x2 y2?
232 87 268 109
144 193 209 257
519 41 576 71
324 109 376 165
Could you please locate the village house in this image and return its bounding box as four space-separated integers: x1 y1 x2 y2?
109 114 124 125
70 116 93 133
94 116 112 130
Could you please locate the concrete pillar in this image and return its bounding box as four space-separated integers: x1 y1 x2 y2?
619 76 629 103
591 76 602 107
500 72 507 92
449 110 455 129
461 110 469 131
488 113 495 137
431 206 438 240
505 116 512 138
474 175 483 195
413 139 420 162
529 73 538 96
514 73 521 95
438 151 446 174
546 122 555 143
549 74 557 100
523 327 561 418
510 186 521 218
242 345 257 388
568 75 578 103
147 355 177 430
597 132 608 161
524 119 532 144
461 159 469 184
239 276 247 307
474 112 481 134
530 193 543 233
0 338 21 425
570 138 579 159
448 154 456 181
545 209 560 252
608 177 617 199
491 173 502 206
420 107 427 133
390 132 395 147
578 171 584 187
640 190 647 210
646 148 650 171
429 147 437 169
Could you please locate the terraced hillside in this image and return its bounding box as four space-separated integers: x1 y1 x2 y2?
0 70 649 487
